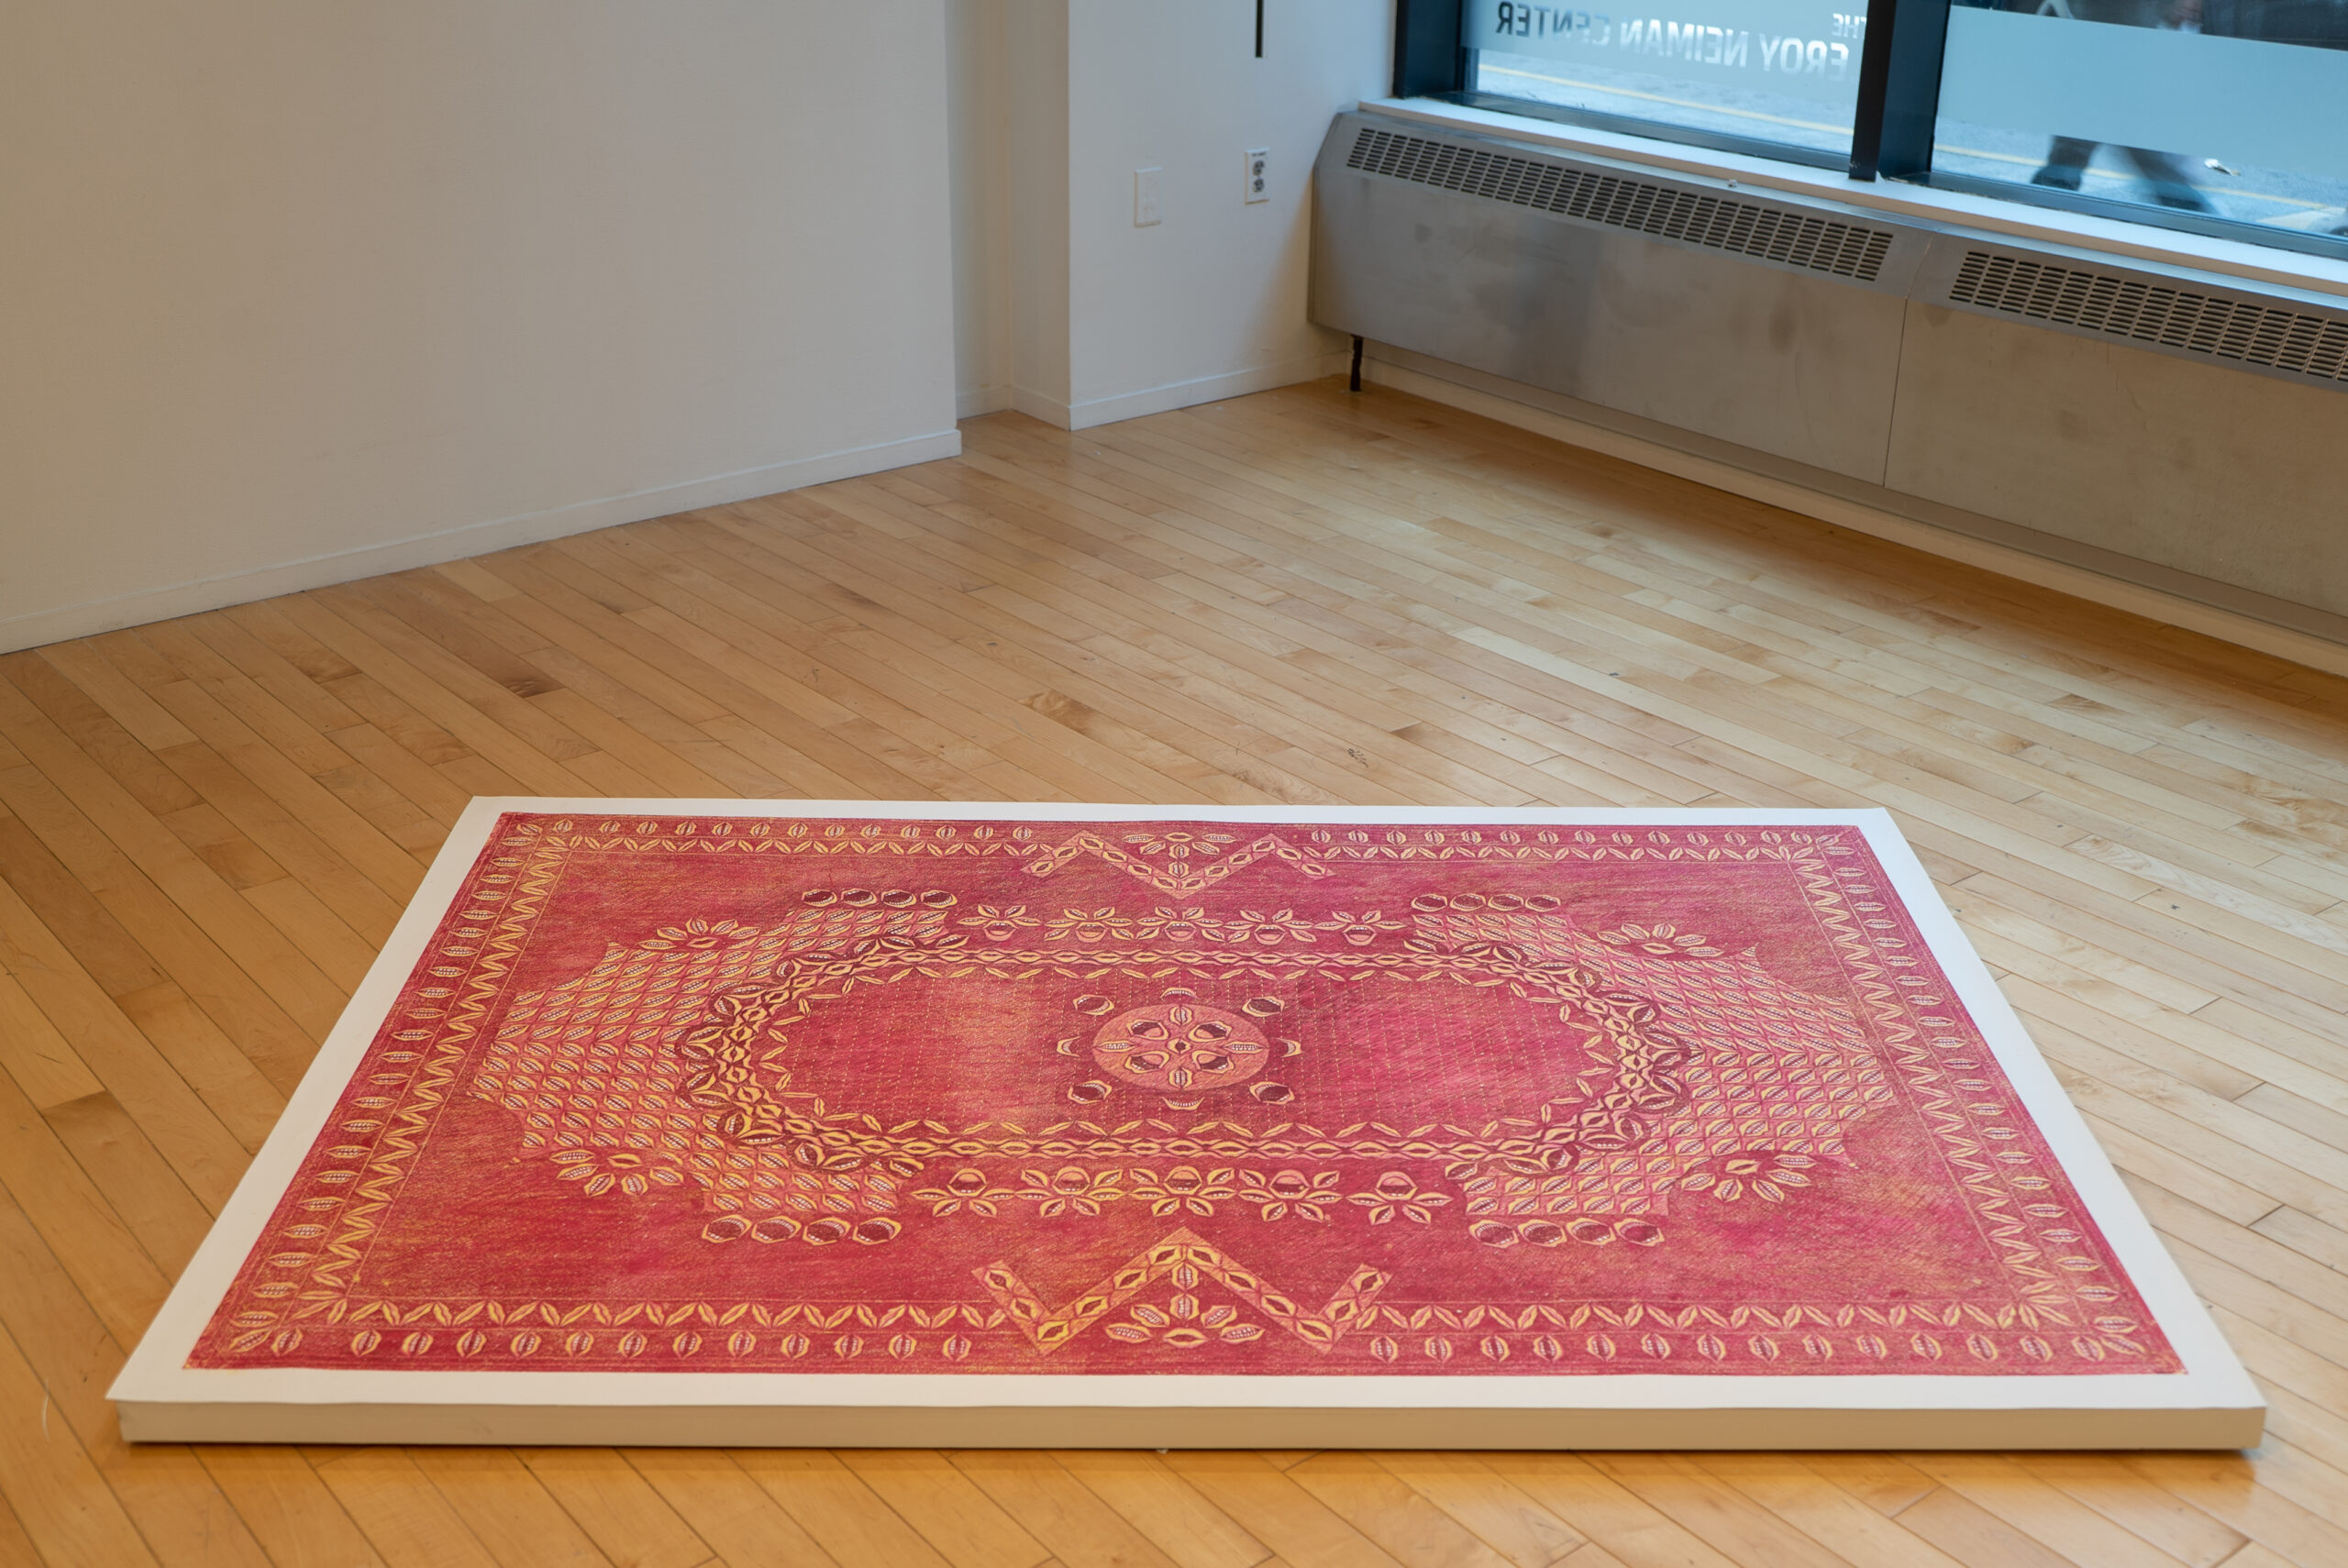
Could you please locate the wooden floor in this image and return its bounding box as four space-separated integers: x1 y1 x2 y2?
3 380 2345 1568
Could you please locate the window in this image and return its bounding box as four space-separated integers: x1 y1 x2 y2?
1399 0 2348 256
1931 3 2348 244
1460 2 1873 166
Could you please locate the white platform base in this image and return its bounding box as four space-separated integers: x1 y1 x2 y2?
111 801 2265 1449
119 1394 2262 1450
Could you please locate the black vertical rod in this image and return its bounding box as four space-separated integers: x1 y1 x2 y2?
1846 0 1900 182
1349 336 1365 392
1256 0 1265 57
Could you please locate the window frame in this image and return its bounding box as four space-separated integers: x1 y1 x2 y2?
1397 0 2348 262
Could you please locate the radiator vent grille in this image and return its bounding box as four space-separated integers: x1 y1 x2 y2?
1345 125 1893 282
1946 250 2348 382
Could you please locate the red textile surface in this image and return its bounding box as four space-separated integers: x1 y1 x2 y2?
193 813 2179 1377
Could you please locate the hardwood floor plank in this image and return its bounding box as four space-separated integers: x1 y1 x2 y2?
1684 1457 1963 1568
1582 1457 1856 1568
622 1449 839 1568
1475 1456 1744 1568
128 623 426 900
1899 1454 2196 1568
40 1090 214 1272
1365 1453 1588 1568
308 1447 505 1568
6 381 2343 1565
2011 1454 2244 1568
1048 1451 1271 1568
1888 1486 2079 1568
408 1447 618 1568
441 552 873 800
1285 1453 1519 1568
2129 1452 2348 1565
0 1191 275 1568
728 1449 956 1568
514 1448 714 1568
0 691 348 1051
0 1318 159 1568
660 514 1265 804
198 1447 393 1568
2251 1205 2348 1275
2084 1113 2283 1228
544 532 994 799
1156 1453 1412 1568
946 1451 1188 1568
833 1450 1052 1568
0 964 104 1111
0 654 204 825
263 594 607 798
0 1046 174 1343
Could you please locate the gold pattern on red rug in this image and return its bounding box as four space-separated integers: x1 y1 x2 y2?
191 813 2178 1376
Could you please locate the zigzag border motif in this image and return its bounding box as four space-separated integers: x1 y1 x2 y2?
977 1228 1388 1354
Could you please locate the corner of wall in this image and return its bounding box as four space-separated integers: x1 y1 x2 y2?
955 1 1389 436
6 8 968 648
1003 2 1074 421
958 386 1014 421
1062 350 1352 430
947 0 1015 420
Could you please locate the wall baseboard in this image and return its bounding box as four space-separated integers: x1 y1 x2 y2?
1003 351 1351 432
1007 385 1073 427
1 428 963 655
958 385 1013 420
1362 355 2348 682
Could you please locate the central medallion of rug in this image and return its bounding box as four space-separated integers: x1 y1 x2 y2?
184 808 2184 1384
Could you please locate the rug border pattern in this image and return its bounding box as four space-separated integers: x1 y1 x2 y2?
206 812 2158 1374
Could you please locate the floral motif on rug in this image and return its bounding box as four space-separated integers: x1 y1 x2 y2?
190 812 2179 1376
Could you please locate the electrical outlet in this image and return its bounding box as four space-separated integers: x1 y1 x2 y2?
1245 147 1270 204
1135 167 1162 227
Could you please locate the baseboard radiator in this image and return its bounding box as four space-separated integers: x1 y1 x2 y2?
1312 111 2348 634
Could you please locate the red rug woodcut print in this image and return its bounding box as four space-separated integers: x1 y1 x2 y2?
191 812 2179 1378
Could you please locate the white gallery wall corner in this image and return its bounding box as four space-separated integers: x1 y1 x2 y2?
1 4 961 653
953 0 1394 429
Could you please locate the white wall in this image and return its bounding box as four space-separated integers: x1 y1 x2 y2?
947 1 1014 419
1004 2 1075 423
1 3 960 651
1063 0 1392 426
958 0 1393 429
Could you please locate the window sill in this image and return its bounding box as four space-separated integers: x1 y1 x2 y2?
1367 95 2348 305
